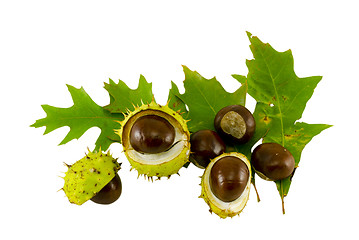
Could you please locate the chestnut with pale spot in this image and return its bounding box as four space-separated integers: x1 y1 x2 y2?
251 142 295 181
214 105 255 144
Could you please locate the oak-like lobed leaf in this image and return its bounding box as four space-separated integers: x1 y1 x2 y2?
176 65 247 133
104 75 154 114
167 80 188 117
31 85 122 151
244 32 332 212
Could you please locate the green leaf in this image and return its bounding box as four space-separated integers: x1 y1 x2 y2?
167 81 188 117
31 85 122 151
269 122 331 198
231 74 248 85
104 75 154 113
244 32 332 212
177 66 247 133
167 80 191 169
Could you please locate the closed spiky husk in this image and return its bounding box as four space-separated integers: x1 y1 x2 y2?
62 149 121 205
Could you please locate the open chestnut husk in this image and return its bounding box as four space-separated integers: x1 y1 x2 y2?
214 105 255 144
117 100 190 179
251 142 295 181
200 152 251 218
210 156 249 202
189 130 226 169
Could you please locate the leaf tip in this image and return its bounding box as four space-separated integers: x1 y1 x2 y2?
104 78 113 86
232 74 247 85
181 65 191 73
65 84 75 91
139 74 147 82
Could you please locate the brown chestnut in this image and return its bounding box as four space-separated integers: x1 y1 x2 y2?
214 105 255 144
209 156 249 202
251 142 295 181
130 115 175 154
190 130 226 169
91 174 122 204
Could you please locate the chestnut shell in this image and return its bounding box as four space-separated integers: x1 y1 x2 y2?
214 105 255 144
190 130 226 169
209 156 249 202
91 174 122 204
251 142 295 181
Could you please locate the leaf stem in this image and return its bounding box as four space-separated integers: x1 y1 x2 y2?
281 196 286 214
252 182 261 202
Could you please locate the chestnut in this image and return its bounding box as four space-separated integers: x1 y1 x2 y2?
251 143 295 181
214 105 255 144
209 156 249 202
130 115 175 154
190 130 226 168
91 174 122 204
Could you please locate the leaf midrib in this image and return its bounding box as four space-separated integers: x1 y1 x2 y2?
191 79 217 115
257 50 285 146
257 49 287 205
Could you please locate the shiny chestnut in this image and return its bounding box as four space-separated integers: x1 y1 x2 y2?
190 130 226 169
214 105 255 144
91 174 122 204
209 156 249 202
130 115 175 154
251 142 295 181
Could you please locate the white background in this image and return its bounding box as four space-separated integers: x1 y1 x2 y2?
1 0 358 239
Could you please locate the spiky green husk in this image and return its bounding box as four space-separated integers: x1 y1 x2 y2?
115 100 190 179
63 149 121 205
127 150 188 180
199 152 251 218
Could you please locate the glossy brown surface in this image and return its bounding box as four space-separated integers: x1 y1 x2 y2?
91 174 122 204
209 156 249 202
251 143 295 181
214 105 255 144
130 115 175 153
190 130 226 169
